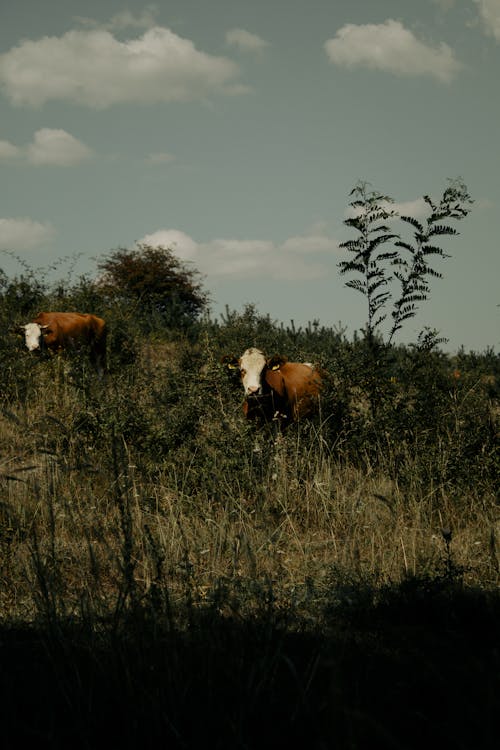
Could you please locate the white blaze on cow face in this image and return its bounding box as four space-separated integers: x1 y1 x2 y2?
23 323 43 351
239 348 267 395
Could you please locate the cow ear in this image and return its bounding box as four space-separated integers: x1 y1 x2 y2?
267 354 287 371
221 355 239 370
40 325 52 335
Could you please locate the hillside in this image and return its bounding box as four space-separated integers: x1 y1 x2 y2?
0 276 499 747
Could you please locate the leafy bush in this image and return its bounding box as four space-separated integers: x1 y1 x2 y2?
96 244 209 331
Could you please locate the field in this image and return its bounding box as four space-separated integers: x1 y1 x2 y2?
0 297 499 748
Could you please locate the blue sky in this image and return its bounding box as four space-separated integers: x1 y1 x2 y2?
1 0 499 352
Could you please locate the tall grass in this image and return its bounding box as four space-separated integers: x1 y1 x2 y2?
0 295 498 747
0 338 497 626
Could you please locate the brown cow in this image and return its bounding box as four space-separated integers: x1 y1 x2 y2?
225 347 324 425
20 311 107 377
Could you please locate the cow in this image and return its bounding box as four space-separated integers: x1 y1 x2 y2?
19 311 107 377
224 347 324 425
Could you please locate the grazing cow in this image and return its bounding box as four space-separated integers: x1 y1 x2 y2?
20 311 107 377
225 347 324 425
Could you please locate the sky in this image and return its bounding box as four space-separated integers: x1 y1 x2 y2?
0 0 499 353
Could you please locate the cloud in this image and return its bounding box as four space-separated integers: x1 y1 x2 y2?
0 129 92 166
324 19 462 83
0 26 243 108
0 218 55 251
139 228 339 281
26 128 93 165
0 139 20 159
75 7 159 31
391 198 431 219
225 28 269 53
474 0 500 40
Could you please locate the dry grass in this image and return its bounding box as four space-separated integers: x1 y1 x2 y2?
0 348 498 749
0 356 497 625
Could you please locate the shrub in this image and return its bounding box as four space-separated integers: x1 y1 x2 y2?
96 244 210 332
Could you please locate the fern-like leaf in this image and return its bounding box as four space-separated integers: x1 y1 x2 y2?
399 215 424 233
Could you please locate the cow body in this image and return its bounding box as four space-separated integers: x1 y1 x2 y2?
21 312 107 377
228 347 324 425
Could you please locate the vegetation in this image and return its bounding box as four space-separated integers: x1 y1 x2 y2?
339 178 473 344
0 195 498 746
96 243 209 330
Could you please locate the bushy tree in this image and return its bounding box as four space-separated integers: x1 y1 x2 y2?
96 244 209 330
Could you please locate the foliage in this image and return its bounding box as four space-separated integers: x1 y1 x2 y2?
0 269 47 319
339 182 398 342
0 191 498 747
96 243 209 331
389 178 473 342
0 252 499 749
339 178 473 345
0 270 49 403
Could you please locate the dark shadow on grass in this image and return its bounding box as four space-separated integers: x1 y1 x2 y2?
0 580 498 749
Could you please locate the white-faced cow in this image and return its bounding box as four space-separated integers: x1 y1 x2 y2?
20 312 107 377
225 347 324 425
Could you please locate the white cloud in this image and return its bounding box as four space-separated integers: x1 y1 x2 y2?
141 229 198 259
225 28 269 52
391 198 431 219
26 128 93 165
0 218 55 251
474 0 500 40
0 129 92 166
324 19 462 83
0 26 243 108
139 228 339 281
0 139 20 159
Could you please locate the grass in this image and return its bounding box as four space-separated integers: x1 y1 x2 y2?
1 345 498 618
0 335 498 748
1 403 497 624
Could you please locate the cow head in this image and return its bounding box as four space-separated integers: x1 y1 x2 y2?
20 322 50 352
225 348 287 396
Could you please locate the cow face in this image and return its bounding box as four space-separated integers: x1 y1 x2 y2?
22 323 44 351
224 348 287 396
21 322 52 352
238 348 267 395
